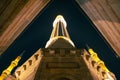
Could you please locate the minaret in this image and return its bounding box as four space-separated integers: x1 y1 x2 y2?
0 51 24 80
45 15 75 48
86 45 116 80
13 15 116 80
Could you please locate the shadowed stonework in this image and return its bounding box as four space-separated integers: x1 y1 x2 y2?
34 48 93 80
0 0 28 35
0 0 50 55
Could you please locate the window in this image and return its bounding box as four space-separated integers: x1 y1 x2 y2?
28 60 32 65
91 61 96 67
23 65 26 70
86 55 90 61
16 71 21 76
34 54 39 60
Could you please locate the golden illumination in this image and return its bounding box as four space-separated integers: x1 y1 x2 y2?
88 48 109 72
53 15 67 28
46 15 75 48
0 56 21 80
45 36 75 48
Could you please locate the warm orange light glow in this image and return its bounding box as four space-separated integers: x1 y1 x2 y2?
53 15 67 28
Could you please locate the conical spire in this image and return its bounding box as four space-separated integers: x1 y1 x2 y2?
45 15 75 48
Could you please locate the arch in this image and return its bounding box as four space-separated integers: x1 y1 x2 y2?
28 60 32 66
96 66 101 72
101 71 107 78
91 60 96 67
85 54 90 61
34 54 39 60
23 65 26 70
16 71 21 76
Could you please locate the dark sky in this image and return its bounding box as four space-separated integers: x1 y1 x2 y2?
0 0 120 79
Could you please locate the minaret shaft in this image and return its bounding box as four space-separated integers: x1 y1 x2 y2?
50 16 70 38
46 15 75 48
0 56 21 80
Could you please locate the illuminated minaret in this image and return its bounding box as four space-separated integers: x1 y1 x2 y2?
45 15 75 48
86 45 116 80
0 51 24 80
13 15 116 80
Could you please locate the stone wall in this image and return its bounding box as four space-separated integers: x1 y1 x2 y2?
76 0 120 57
0 0 50 55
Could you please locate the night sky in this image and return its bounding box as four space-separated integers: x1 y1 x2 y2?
0 0 120 79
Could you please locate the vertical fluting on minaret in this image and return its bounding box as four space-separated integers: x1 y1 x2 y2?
45 15 75 48
50 15 70 39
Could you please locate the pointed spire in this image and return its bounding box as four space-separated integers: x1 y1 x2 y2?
19 50 26 57
85 44 90 50
45 15 75 48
